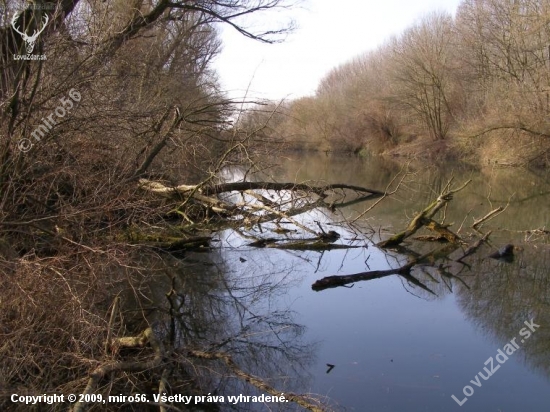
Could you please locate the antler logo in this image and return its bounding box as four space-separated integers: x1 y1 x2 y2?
11 12 49 54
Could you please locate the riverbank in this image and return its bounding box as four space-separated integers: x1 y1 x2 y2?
281 132 550 169
377 132 550 168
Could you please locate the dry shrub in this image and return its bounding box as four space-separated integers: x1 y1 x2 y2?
0 249 148 411
478 132 550 167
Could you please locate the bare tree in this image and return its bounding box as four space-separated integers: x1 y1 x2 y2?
387 12 455 141
0 1 322 411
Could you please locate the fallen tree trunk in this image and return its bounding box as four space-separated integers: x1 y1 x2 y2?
125 229 211 251
456 231 492 262
377 179 470 248
73 328 165 412
206 182 384 197
247 230 360 251
140 179 385 199
311 250 436 292
139 178 386 234
266 242 364 251
188 350 327 412
250 239 363 251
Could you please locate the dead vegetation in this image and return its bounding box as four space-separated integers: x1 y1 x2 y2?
241 1 550 167
0 1 336 411
0 2 541 411
312 178 497 293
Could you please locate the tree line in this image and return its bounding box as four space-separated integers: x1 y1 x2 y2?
243 0 550 167
0 1 318 411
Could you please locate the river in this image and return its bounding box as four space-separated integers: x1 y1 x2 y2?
161 153 550 411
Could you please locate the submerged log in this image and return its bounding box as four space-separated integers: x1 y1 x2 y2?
425 220 461 243
456 231 492 262
125 229 211 251
156 236 211 251
247 230 359 251
188 350 326 412
267 241 363 251
311 250 435 291
377 179 470 248
312 266 408 291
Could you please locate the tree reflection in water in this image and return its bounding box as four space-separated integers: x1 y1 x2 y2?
121 247 329 412
116 161 550 412
455 245 550 379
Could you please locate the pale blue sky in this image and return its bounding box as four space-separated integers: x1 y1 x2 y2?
213 0 463 101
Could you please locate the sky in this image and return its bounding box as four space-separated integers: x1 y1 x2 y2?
212 0 463 101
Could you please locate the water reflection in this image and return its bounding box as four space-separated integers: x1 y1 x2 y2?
256 153 550 410
128 249 325 411
276 153 550 237
128 154 550 411
456 245 550 379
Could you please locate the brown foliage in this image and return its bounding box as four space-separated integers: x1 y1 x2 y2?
0 1 319 411
259 0 550 165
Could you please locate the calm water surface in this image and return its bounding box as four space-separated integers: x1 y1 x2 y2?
184 153 550 411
